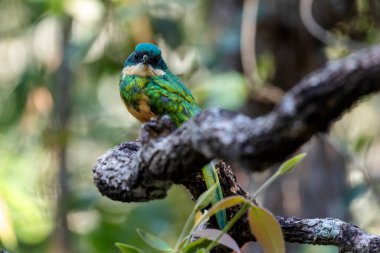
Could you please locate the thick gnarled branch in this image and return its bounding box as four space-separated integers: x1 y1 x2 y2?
93 44 380 251
93 44 380 202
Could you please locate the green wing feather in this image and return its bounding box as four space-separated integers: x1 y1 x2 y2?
146 72 201 126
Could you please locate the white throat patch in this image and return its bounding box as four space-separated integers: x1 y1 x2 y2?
122 63 166 77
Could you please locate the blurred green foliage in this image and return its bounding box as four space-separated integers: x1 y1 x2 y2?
0 0 379 252
0 0 212 252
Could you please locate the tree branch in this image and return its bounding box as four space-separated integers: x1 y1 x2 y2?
279 216 380 252
93 44 380 201
93 44 380 251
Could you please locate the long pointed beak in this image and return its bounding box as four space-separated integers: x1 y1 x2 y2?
142 55 149 64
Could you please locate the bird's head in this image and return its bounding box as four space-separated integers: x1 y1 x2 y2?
124 43 168 73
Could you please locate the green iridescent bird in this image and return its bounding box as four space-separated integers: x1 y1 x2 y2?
119 43 226 229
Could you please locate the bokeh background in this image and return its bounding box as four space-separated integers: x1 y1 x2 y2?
0 0 380 252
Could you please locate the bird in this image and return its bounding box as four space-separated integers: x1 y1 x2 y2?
119 43 226 229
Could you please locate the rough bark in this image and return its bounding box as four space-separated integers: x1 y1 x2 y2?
278 216 380 252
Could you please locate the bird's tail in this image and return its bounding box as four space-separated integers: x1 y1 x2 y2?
202 160 227 229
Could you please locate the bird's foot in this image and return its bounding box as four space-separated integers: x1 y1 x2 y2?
139 115 177 144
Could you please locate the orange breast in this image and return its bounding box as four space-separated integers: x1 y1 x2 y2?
125 99 156 122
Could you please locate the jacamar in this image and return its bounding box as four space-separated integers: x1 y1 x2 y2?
119 43 226 229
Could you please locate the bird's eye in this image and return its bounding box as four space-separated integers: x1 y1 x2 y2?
152 56 159 64
134 54 139 60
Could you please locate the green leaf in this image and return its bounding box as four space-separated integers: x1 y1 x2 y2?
195 249 209 253
275 153 306 176
195 196 246 227
192 229 241 253
115 242 144 253
252 153 306 198
207 196 246 218
136 228 172 252
202 162 227 229
194 184 217 211
248 206 285 253
182 238 209 253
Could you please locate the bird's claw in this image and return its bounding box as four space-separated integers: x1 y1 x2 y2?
139 116 177 144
